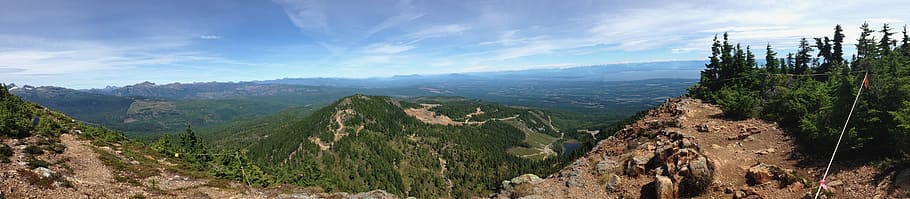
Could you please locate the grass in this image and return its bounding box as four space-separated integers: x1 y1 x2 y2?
93 144 160 186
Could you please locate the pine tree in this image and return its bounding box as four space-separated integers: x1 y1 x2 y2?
814 37 833 74
786 53 795 74
765 44 779 73
701 35 722 87
778 58 787 74
832 24 846 64
880 24 896 56
795 38 813 74
746 46 756 70
720 32 734 80
856 22 877 62
901 25 910 57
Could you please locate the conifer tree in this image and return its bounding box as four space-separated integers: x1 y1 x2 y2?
856 22 877 62
795 38 813 74
832 24 846 64
880 24 895 56
765 44 779 73
786 53 795 74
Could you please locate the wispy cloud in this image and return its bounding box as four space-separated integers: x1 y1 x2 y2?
405 24 469 41
199 35 221 40
362 43 415 54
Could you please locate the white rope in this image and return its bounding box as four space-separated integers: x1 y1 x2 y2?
814 72 866 199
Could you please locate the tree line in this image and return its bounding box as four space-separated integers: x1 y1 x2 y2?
690 23 910 158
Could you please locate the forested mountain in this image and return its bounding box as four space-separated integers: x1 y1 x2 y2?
238 94 597 198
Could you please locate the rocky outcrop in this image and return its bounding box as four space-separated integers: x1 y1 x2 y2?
653 175 676 199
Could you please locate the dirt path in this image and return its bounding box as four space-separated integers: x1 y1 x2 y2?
497 97 906 198
60 134 125 198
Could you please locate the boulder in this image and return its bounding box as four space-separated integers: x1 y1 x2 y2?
595 158 617 174
678 156 714 197
654 175 677 199
563 159 586 188
33 167 56 178
627 148 654 177
695 124 710 132
510 174 543 185
605 174 621 192
746 164 773 185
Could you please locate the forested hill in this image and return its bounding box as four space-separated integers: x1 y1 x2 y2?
245 94 593 198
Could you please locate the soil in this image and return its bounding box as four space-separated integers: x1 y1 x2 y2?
494 97 910 199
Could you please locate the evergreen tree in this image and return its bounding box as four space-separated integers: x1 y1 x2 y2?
786 53 795 74
702 35 722 87
901 25 910 57
795 38 813 74
765 44 779 73
832 24 846 64
778 58 787 74
856 22 877 63
880 24 896 56
746 46 756 70
814 37 833 73
720 33 734 80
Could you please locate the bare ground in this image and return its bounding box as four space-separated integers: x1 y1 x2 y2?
496 97 910 199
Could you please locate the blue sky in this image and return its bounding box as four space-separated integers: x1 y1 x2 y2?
1 0 908 88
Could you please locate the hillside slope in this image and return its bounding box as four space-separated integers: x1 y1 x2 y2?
247 94 589 198
495 97 910 198
0 85 397 198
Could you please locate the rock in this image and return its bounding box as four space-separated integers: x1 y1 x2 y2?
348 190 397 199
33 167 56 178
724 186 734 194
595 158 617 174
510 174 543 185
627 150 654 177
827 180 843 187
733 188 763 199
564 159 586 188
787 181 804 192
678 156 714 197
696 124 710 132
653 175 677 199
734 190 747 198
605 174 621 192
746 164 773 186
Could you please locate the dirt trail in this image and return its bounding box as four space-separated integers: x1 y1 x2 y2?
495 97 907 198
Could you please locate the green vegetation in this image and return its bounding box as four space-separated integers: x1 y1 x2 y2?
214 94 594 198
690 23 910 159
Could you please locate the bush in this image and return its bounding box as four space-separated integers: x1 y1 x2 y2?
0 144 12 163
23 145 44 155
716 86 758 119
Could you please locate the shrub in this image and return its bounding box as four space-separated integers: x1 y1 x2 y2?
23 145 44 155
0 144 12 163
716 86 758 119
27 159 49 169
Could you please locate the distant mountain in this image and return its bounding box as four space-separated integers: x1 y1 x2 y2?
11 85 351 136
256 60 703 88
246 95 593 198
86 81 354 100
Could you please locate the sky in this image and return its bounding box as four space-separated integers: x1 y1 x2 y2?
1 0 908 88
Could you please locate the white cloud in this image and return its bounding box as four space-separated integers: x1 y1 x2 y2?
865 18 904 24
199 35 221 39
0 35 245 76
362 43 415 54
406 24 469 41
